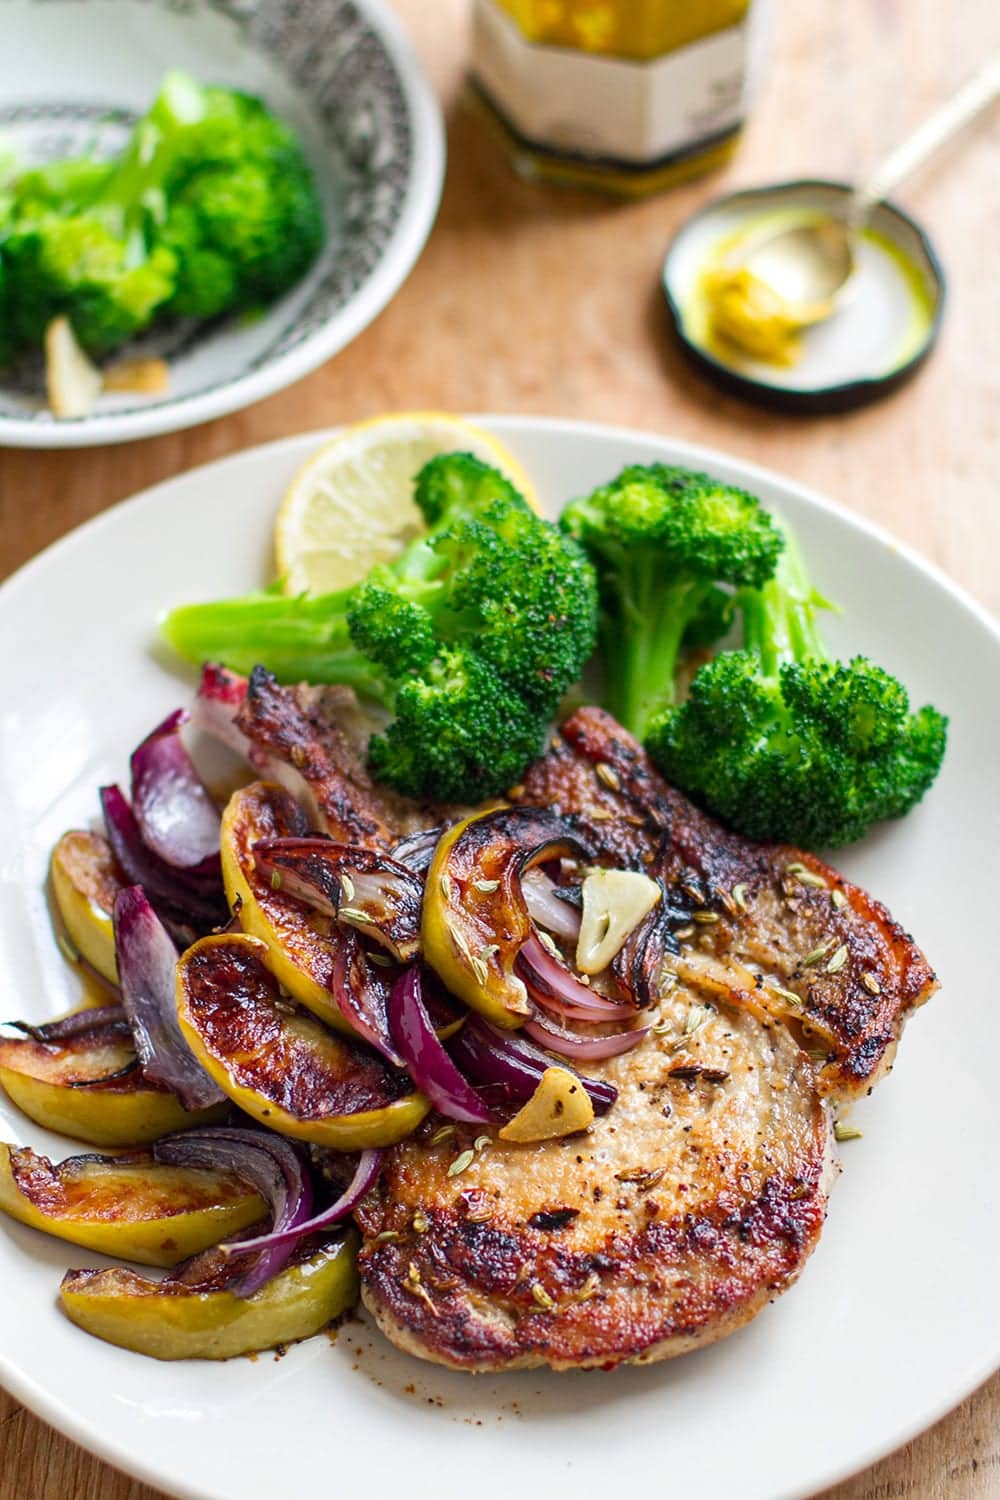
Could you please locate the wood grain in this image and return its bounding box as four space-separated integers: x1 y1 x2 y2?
1 0 997 1496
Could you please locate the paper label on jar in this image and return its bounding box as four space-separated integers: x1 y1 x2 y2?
471 1 765 166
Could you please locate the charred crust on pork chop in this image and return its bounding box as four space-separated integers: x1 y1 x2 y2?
517 707 937 1099
236 667 413 847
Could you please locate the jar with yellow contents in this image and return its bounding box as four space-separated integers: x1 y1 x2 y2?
470 0 769 196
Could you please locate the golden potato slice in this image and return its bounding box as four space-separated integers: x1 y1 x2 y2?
176 934 428 1149
0 1143 264 1267
220 781 352 1034
60 1234 358 1360
50 830 123 985
0 1018 227 1147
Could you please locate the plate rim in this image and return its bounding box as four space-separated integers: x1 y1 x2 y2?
0 413 997 1500
0 0 446 450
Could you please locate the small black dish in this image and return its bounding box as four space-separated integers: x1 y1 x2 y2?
661 179 945 414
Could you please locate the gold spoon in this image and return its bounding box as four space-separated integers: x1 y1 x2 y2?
735 52 1000 328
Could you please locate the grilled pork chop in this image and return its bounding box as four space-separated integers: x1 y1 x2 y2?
357 708 937 1372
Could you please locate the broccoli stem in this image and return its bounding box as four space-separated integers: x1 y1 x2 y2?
603 560 715 740
739 518 828 675
88 72 208 243
161 591 390 698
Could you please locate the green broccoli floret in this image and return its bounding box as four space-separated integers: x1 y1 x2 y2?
162 453 598 802
560 462 783 739
158 86 324 318
645 517 948 848
0 71 324 362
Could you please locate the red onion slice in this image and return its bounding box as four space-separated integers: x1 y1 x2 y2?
389 968 493 1124
100 785 227 932
252 837 422 962
447 1015 617 1114
517 933 636 1021
391 827 443 875
4 1005 128 1044
330 929 403 1067
523 1011 650 1060
156 1126 311 1297
522 870 582 942
190 663 251 758
130 709 221 872
224 1148 383 1260
113 887 225 1111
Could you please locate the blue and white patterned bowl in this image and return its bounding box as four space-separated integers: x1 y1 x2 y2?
0 0 445 446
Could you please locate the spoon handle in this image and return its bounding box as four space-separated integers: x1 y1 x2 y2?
851 51 1000 226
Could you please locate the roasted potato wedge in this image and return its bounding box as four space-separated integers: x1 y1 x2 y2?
176 934 429 1149
220 782 352 1035
60 1233 358 1360
423 807 589 1027
0 1018 227 1147
0 1143 264 1267
50 830 123 985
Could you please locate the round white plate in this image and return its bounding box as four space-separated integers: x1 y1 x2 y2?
0 0 444 447
0 418 997 1500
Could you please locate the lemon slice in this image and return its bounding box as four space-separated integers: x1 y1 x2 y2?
274 412 538 596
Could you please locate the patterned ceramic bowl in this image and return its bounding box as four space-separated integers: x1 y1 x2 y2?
0 0 444 446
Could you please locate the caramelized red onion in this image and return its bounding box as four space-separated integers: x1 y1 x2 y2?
521 870 582 942
224 1148 383 1262
100 784 226 933
189 663 251 759
389 968 493 1124
252 836 422 962
4 1005 128 1044
391 827 443 875
130 709 222 872
517 932 635 1021
155 1127 311 1297
523 1011 649 1060
113 887 225 1111
329 928 402 1067
447 1014 617 1114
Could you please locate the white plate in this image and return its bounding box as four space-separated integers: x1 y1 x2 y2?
0 0 444 447
1 418 997 1500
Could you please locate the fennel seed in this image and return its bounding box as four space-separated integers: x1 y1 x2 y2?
473 1134 491 1153
770 984 803 1007
673 925 695 941
412 1210 429 1233
831 889 848 909
825 944 849 974
861 972 882 995
374 1230 401 1243
834 1121 863 1142
692 910 719 925
448 1149 475 1177
428 1124 456 1147
531 1283 556 1311
473 879 500 894
595 762 620 791
338 906 373 925
536 929 560 958
439 872 453 902
270 870 283 891
731 883 748 912
339 873 355 903
802 938 835 967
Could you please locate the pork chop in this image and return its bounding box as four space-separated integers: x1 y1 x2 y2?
357 708 937 1372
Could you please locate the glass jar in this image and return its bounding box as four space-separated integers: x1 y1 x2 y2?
470 0 768 196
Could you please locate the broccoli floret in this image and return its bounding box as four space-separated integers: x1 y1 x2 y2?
162 453 599 802
159 88 324 318
560 462 783 739
0 71 324 362
646 517 948 848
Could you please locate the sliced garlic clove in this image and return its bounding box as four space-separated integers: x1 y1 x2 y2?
576 868 661 975
497 1066 594 1143
44 316 103 419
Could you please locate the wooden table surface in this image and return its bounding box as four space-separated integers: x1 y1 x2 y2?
1 1 997 1495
